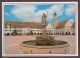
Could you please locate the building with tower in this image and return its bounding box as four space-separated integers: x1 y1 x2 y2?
53 12 73 35
4 12 74 35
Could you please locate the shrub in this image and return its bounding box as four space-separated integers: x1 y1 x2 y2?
36 36 55 45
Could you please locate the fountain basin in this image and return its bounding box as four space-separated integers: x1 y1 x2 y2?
20 40 70 54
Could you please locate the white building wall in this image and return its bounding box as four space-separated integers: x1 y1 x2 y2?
5 22 54 35
5 23 14 34
46 23 54 34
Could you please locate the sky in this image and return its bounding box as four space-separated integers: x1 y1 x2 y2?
4 4 76 25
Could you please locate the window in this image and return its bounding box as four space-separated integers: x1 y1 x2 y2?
5 30 7 31
8 22 10 25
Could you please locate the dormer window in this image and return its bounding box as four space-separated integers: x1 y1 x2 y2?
12 25 13 27
7 22 10 28
8 22 10 25
7 22 10 26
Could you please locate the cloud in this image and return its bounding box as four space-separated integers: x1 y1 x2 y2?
5 12 10 16
65 5 76 16
36 5 64 22
69 19 75 23
11 4 64 22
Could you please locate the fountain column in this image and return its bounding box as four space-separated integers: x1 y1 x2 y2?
42 13 47 37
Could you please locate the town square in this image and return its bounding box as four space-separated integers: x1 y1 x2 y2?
5 35 75 54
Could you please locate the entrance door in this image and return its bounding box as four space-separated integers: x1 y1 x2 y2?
66 32 68 35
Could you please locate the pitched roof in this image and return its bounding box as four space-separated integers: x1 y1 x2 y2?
5 21 47 29
72 22 75 27
56 20 69 28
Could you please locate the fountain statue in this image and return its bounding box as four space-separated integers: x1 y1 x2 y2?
42 13 47 37
42 11 49 38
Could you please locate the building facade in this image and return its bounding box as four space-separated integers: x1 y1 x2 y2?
53 12 73 35
56 20 72 35
72 22 75 35
5 21 54 35
5 12 75 35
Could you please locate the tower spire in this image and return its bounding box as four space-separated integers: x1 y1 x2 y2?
54 12 57 15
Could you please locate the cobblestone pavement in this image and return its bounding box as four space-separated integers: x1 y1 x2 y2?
4 35 76 54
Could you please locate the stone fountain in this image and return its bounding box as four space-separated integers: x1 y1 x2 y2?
20 12 70 54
